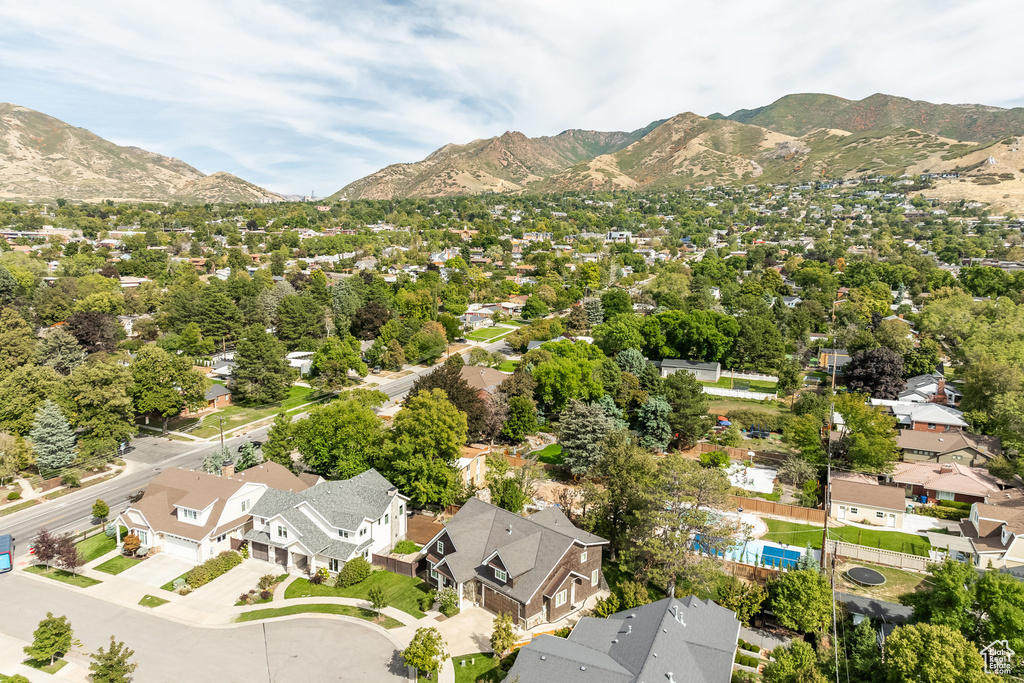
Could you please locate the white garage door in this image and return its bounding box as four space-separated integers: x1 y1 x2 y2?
164 535 199 562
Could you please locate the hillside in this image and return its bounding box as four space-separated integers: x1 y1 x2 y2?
0 103 282 204
714 93 1024 143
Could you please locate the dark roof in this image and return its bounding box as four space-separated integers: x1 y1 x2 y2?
204 384 231 400
835 592 912 623
660 359 720 371
434 498 607 605
506 596 740 683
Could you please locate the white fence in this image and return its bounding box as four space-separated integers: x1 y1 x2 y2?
704 387 778 401
722 370 779 382
824 539 931 571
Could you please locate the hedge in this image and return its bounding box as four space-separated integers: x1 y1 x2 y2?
725 409 788 433
914 505 965 520
185 551 242 588
738 640 760 653
937 500 972 510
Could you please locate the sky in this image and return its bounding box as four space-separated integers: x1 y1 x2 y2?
1 0 1022 196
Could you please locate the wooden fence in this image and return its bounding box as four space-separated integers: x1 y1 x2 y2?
689 442 788 465
824 540 931 571
372 553 421 578
720 558 780 583
730 495 827 525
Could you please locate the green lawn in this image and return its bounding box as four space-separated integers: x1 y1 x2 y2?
236 604 403 628
702 377 779 392
76 533 116 563
24 564 101 588
139 594 169 608
466 326 513 342
94 555 143 575
24 658 68 675
529 443 563 465
161 571 190 592
175 386 330 438
763 519 932 557
706 399 789 415
453 654 503 683
497 361 520 373
285 571 430 619
0 499 40 517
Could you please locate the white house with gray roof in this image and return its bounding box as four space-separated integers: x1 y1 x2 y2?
243 469 409 574
506 596 740 683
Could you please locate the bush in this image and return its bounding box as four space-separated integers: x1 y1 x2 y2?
732 671 758 683
259 590 272 600
336 556 372 587
700 450 731 469
937 500 972 510
7 491 20 501
553 627 571 638
438 587 459 616
61 472 81 488
239 541 249 560
393 540 420 555
726 409 786 432
914 505 964 520
420 589 437 612
739 640 760 653
238 593 250 604
258 574 278 591
185 551 242 589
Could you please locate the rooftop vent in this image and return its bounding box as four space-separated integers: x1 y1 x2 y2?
507 527 513 535
667 673 675 682
540 656 546 661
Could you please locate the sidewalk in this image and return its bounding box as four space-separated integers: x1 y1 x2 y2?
0 630 89 682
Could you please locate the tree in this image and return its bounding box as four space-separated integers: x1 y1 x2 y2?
89 636 137 683
565 304 588 335
30 400 76 472
0 365 62 436
0 431 20 485
662 371 710 448
233 327 296 405
762 640 827 683
832 393 900 472
777 455 816 488
776 358 802 399
532 356 603 411
368 585 388 619
490 612 516 657
130 346 209 433
601 289 632 318
382 339 406 371
630 454 733 597
197 291 243 343
310 335 367 389
122 532 141 556
351 300 391 340
408 363 487 440
295 393 387 478
583 297 604 327
275 294 326 347
261 412 294 469
502 395 537 442
730 315 784 371
845 347 905 399
884 624 987 683
768 569 832 634
715 575 766 626
904 339 942 377
636 395 672 451
559 400 614 476
593 314 644 355
615 348 647 376
382 389 467 507
36 327 86 375
0 306 36 373
589 430 657 561
67 355 137 457
235 442 261 471
201 446 230 475
0 264 17 305
32 528 60 568
521 295 548 319
57 533 83 576
92 499 109 522
402 626 449 678
66 310 120 353
23 613 73 666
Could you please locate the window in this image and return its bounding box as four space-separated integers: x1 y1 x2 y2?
555 590 567 608
277 526 288 539
850 507 859 515
359 527 367 537
494 568 507 582
580 551 588 563
591 569 599 587
430 564 439 580
182 509 198 521
876 512 884 519
437 540 444 554
328 558 340 573
241 499 250 513
938 490 955 501
339 529 349 538
399 505 404 516
928 423 936 430
216 534 227 543
137 530 148 545
384 514 389 525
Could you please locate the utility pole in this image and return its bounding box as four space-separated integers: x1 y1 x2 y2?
218 416 226 451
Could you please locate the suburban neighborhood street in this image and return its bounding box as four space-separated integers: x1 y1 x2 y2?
0 573 406 682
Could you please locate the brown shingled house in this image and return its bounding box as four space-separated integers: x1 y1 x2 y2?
829 479 905 529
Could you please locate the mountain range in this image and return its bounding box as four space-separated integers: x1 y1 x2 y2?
0 104 282 204
333 93 1024 209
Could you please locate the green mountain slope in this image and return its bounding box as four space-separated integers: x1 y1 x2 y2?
714 93 1024 142
0 103 281 204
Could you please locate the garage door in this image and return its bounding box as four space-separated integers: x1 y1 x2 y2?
164 535 199 562
252 542 269 561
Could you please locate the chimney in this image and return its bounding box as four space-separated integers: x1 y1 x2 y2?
940 464 954 474
221 463 235 477
627 625 632 634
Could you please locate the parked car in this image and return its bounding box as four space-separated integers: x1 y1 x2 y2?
0 534 14 574
372 366 381 374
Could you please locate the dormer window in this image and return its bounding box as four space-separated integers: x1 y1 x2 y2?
339 529 349 538
241 500 250 513
182 509 198 521
494 568 507 582
277 526 288 539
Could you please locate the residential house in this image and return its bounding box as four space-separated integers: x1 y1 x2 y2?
116 463 309 563
898 430 1001 466
898 373 961 405
505 596 740 683
183 384 232 416
829 479 905 528
875 401 969 432
889 462 1002 505
459 365 508 396
817 348 852 373
659 359 721 382
458 445 490 489
425 498 609 628
244 469 409 574
959 493 1024 568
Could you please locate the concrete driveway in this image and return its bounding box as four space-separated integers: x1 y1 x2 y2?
0 573 408 682
118 553 195 590
180 558 282 608
434 606 497 656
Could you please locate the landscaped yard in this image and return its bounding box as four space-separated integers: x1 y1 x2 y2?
284 571 430 619
24 565 101 588
706 398 789 415
763 519 932 557
161 570 190 592
466 326 513 342
76 533 116 563
833 560 933 602
94 555 142 575
236 604 402 629
169 385 330 437
702 377 779 392
529 443 563 465
139 594 169 608
24 658 67 675
497 360 519 373
452 654 503 683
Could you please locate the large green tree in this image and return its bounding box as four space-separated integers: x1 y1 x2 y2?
232 327 296 405
310 335 367 389
662 370 710 448
130 346 208 433
768 569 833 634
0 365 63 435
89 636 137 683
408 362 487 441
295 392 387 479
30 399 76 472
36 327 86 376
66 355 136 458
275 294 326 347
884 623 988 683
0 306 36 373
23 613 73 667
559 400 614 476
588 430 656 561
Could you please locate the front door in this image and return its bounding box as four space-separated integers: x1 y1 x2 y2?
838 506 846 520
888 514 896 528
275 547 288 568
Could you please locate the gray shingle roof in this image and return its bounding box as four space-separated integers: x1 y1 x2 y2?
507 596 740 683
436 498 607 604
835 592 912 623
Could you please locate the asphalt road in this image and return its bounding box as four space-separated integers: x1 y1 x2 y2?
0 573 407 682
0 338 510 550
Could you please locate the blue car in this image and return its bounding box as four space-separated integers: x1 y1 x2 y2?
0 534 14 574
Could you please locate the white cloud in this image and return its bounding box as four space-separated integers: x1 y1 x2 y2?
0 0 1022 194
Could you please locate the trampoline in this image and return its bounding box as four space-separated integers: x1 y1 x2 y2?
846 566 886 586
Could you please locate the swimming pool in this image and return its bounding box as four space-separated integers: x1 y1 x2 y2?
697 536 818 569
